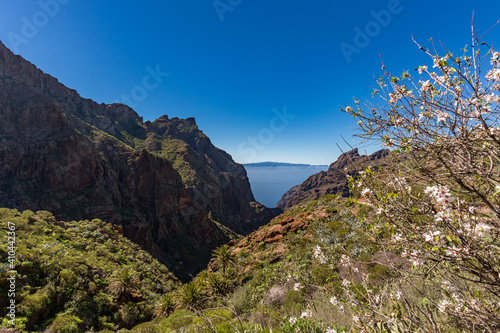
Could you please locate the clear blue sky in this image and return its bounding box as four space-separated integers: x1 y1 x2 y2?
1 1 499 164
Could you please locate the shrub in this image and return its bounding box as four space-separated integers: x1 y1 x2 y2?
368 264 389 282
120 303 139 329
312 265 336 285
153 294 176 318
283 290 304 312
230 286 249 315
51 314 82 333
158 310 195 331
325 206 338 214
129 321 161 333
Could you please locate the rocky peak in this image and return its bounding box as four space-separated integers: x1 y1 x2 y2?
329 148 360 170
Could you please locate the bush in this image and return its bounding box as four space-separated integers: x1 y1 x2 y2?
312 265 336 285
368 264 389 282
158 310 195 331
120 303 139 329
51 314 82 333
230 286 249 315
357 203 372 217
129 321 161 333
326 206 338 214
283 290 304 312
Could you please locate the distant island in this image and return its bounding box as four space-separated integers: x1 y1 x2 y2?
244 162 329 168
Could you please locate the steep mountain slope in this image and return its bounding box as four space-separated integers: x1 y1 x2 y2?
0 40 276 278
276 148 389 210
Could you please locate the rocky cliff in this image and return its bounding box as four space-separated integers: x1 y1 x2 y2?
276 148 390 210
143 116 281 233
0 41 277 279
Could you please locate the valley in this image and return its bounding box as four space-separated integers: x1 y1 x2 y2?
1 5 500 332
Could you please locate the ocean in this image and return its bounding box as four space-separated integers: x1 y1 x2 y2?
244 165 329 208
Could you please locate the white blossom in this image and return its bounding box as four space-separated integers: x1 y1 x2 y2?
420 80 432 92
361 188 372 197
437 112 450 122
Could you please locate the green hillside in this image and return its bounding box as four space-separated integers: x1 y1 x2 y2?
0 209 179 332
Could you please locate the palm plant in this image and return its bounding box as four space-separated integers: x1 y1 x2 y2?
211 245 236 276
206 272 230 296
107 268 140 302
153 294 176 317
175 281 206 310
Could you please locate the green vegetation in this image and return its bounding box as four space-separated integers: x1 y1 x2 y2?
99 196 386 332
0 198 371 332
157 138 197 185
1 181 498 332
0 209 178 332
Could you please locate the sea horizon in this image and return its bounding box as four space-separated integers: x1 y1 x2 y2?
244 163 329 207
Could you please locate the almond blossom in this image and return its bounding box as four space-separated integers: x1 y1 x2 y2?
300 304 312 318
313 245 328 264
361 188 372 197
418 65 428 74
437 111 450 122
340 254 351 267
420 80 432 92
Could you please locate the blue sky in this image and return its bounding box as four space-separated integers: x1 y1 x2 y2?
1 1 500 164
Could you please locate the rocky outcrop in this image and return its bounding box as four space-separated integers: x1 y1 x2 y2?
144 116 281 233
276 148 390 210
228 213 310 252
0 40 277 279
